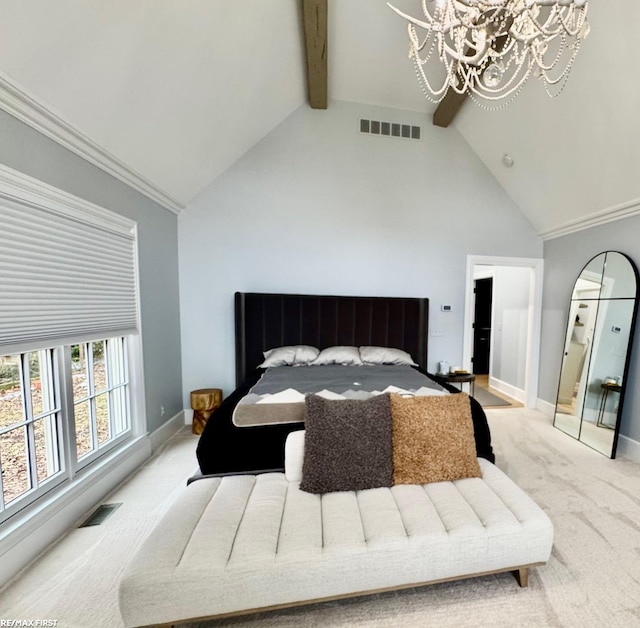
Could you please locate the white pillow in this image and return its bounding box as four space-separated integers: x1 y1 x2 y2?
284 430 305 482
311 346 363 366
259 345 319 368
293 345 320 365
359 346 417 366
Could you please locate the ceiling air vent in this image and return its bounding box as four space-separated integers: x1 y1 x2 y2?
359 119 421 140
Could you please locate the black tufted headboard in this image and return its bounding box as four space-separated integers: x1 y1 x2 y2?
234 292 429 386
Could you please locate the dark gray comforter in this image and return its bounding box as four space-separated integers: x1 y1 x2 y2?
233 365 446 427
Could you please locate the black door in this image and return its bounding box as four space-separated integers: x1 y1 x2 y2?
473 278 493 375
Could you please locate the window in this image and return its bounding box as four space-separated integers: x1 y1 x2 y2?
0 350 60 509
0 164 142 528
0 337 132 522
71 338 130 464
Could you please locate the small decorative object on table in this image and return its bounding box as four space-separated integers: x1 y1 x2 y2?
190 388 222 435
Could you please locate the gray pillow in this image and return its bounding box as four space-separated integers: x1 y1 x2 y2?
300 394 393 494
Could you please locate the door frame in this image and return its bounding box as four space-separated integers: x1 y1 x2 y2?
463 255 544 409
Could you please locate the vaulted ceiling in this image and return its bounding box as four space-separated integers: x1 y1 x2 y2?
1 0 638 238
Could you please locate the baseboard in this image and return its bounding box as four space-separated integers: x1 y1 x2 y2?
536 398 556 418
616 434 640 462
149 410 186 452
489 376 526 404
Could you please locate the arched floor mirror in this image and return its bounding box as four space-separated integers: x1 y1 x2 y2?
553 251 639 457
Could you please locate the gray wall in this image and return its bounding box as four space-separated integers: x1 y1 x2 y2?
541 217 640 442
179 101 543 400
0 110 183 432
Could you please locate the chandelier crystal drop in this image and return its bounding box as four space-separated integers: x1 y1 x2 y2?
387 0 590 107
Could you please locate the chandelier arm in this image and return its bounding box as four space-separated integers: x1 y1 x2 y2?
440 38 491 66
409 25 491 67
387 3 435 30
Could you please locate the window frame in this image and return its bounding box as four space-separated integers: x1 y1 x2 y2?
0 335 140 525
0 349 66 515
69 337 132 470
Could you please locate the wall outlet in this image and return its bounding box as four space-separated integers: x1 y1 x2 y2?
160 406 166 417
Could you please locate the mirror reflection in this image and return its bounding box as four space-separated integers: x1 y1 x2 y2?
553 252 638 457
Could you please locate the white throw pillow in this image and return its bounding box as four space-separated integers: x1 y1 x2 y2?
359 346 417 366
311 346 363 366
259 345 319 367
284 430 305 482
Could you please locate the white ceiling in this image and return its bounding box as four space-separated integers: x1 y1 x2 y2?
0 0 638 237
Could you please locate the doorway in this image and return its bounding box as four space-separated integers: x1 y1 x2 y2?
463 255 544 409
473 277 493 375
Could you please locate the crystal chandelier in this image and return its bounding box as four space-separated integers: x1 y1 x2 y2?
387 0 590 106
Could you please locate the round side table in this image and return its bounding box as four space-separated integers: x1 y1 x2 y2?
190 388 222 435
434 372 476 396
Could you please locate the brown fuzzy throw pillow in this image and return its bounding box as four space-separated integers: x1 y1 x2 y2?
391 393 482 485
300 394 393 494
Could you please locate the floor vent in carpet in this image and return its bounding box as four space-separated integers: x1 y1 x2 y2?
79 503 122 527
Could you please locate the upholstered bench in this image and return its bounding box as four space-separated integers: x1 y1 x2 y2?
119 433 553 628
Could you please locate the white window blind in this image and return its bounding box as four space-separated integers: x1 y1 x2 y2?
0 166 139 354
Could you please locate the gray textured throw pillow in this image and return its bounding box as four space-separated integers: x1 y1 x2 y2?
300 394 393 494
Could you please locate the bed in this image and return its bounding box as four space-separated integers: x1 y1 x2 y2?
119 293 551 627
195 292 493 475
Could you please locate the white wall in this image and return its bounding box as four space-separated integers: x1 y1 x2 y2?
491 267 532 391
178 101 542 401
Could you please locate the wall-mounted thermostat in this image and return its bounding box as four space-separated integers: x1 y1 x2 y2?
441 305 452 312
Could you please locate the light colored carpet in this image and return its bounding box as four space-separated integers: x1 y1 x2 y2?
3 410 640 628
0 429 201 628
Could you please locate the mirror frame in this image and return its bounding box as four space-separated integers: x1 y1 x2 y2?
553 251 639 458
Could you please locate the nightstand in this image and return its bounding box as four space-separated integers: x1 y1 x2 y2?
190 388 222 435
434 372 476 396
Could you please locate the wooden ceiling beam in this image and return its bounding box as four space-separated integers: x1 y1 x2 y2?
302 0 328 109
433 90 467 128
